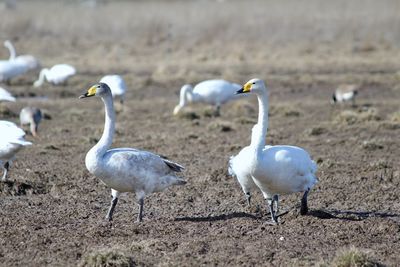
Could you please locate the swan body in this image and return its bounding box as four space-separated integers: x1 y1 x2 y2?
173 79 242 115
34 64 76 87
0 120 32 181
331 84 358 105
229 78 317 223
3 40 40 70
19 107 42 137
0 86 16 102
0 60 29 82
80 83 186 222
99 75 127 104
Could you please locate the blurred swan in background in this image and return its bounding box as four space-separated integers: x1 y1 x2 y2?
229 78 317 224
0 120 32 181
331 84 359 106
0 60 29 83
20 107 42 137
99 75 127 104
79 83 186 222
34 64 76 87
173 79 242 116
0 86 16 102
4 40 40 70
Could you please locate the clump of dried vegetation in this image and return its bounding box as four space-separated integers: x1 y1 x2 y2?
79 248 134 267
334 108 381 125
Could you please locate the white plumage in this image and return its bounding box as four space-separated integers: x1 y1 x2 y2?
0 60 29 82
79 83 186 222
0 120 32 181
229 78 317 224
0 86 16 102
99 75 127 104
3 40 40 70
34 64 76 87
173 79 242 115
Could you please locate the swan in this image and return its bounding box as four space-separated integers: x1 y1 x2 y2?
99 75 127 104
19 107 42 137
34 64 76 87
173 79 242 116
79 83 186 222
229 78 318 224
331 84 359 106
0 86 16 102
0 120 32 181
0 60 29 83
3 40 40 70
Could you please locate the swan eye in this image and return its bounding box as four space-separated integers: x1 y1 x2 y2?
252 82 256 85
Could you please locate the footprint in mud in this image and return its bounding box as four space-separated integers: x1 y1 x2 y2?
0 180 49 196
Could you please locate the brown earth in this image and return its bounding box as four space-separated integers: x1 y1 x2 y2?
0 1 400 266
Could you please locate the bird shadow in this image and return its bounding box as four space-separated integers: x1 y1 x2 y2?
174 212 260 222
309 209 400 222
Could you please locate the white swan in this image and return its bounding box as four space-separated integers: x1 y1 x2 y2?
3 40 40 70
229 78 318 224
331 84 359 106
34 64 76 87
99 75 127 104
0 120 32 181
0 60 29 83
20 107 42 137
173 79 242 116
79 83 186 222
0 86 16 102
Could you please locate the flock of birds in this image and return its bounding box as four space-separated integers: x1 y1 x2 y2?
0 40 360 224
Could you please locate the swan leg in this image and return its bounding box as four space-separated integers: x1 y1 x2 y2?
300 189 309 215
1 162 10 181
273 195 279 215
137 198 144 223
245 192 251 206
106 189 120 221
215 104 221 116
267 197 278 224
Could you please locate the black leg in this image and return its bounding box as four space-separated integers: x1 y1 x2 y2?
245 192 251 206
106 196 118 221
137 198 144 222
300 189 309 215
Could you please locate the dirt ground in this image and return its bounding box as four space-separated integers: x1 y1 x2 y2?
1 1 400 266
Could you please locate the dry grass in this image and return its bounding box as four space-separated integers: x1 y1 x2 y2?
333 108 381 125
79 248 134 267
329 246 378 267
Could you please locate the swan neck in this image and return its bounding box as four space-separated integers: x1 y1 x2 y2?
179 86 193 107
35 69 48 86
250 91 269 152
4 41 16 60
91 94 115 158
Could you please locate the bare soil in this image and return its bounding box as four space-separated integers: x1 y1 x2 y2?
0 1 400 266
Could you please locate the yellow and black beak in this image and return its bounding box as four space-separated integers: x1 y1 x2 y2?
236 82 252 94
79 85 97 99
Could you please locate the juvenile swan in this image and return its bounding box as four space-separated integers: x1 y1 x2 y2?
173 79 242 116
229 78 317 224
0 120 32 181
79 83 186 222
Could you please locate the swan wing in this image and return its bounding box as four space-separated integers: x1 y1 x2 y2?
106 148 184 172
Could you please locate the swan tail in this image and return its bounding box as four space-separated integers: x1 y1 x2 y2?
163 159 185 172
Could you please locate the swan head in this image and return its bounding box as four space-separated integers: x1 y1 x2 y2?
236 78 266 95
79 82 111 99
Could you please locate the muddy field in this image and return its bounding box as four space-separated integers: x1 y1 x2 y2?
1 1 400 266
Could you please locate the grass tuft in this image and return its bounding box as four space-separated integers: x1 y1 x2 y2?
330 246 379 267
79 249 134 267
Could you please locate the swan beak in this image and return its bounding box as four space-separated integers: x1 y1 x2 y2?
236 83 251 94
173 105 182 115
79 85 97 99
